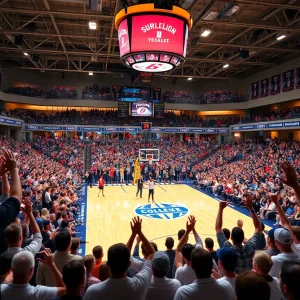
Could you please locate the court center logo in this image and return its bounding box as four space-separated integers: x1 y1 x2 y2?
135 203 189 220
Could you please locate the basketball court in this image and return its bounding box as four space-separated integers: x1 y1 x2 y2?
85 184 271 257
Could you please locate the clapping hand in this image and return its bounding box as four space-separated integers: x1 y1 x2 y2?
21 198 33 216
130 216 142 235
1 149 18 172
186 215 196 233
36 248 54 266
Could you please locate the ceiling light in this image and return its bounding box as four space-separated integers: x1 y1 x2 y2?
89 72 93 76
200 29 212 37
187 77 193 81
89 21 97 30
276 34 286 41
23 52 29 56
223 64 229 68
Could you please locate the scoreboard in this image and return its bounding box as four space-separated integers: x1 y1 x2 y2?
141 122 152 131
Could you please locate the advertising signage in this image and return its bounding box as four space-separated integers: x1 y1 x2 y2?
231 120 300 132
24 124 229 134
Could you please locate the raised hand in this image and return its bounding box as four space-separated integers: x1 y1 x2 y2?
279 161 299 189
237 219 243 228
21 198 33 216
186 215 196 233
130 216 142 235
3 149 18 172
243 193 253 210
36 248 54 266
219 201 228 210
268 192 279 205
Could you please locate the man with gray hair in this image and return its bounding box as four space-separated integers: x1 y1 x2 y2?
0 249 66 300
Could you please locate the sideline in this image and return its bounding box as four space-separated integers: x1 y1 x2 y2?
77 184 88 256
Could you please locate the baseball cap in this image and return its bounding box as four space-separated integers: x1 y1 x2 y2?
274 228 292 244
216 248 238 272
43 219 50 226
152 251 170 273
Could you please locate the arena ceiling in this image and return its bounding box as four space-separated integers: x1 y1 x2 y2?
0 0 300 80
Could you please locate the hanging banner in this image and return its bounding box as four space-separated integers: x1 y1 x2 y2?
251 81 259 100
282 69 294 92
260 78 269 98
270 74 281 95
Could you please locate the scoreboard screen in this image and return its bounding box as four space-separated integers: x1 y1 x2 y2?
141 122 152 131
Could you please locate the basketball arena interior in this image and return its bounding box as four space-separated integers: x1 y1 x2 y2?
0 0 300 299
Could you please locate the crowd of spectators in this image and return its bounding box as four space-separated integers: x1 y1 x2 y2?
162 90 244 104
2 109 235 127
7 86 43 98
163 91 197 104
194 138 300 225
47 86 77 100
0 130 300 300
0 132 299 299
199 91 245 104
82 85 111 100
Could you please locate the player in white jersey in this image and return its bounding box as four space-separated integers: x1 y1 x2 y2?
145 177 155 203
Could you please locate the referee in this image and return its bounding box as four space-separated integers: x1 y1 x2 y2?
136 175 144 198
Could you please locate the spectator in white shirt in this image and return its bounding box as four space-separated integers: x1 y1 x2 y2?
280 261 300 300
84 216 155 300
268 193 300 256
4 198 42 256
175 216 199 286
145 251 181 300
175 215 219 286
214 248 237 291
0 249 66 300
236 271 270 300
269 228 300 279
252 251 283 300
174 247 235 300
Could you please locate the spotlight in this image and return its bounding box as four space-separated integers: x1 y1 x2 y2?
89 21 97 30
89 72 94 76
223 64 229 68
200 29 212 37
276 34 286 41
23 52 29 56
187 77 193 81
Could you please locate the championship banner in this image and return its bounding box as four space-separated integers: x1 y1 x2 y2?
133 158 141 184
282 69 294 92
251 81 259 100
296 67 300 89
270 74 281 95
260 78 269 98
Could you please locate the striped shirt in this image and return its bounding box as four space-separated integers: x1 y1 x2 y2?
217 231 262 274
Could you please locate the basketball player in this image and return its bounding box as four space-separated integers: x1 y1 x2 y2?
145 177 155 203
136 175 144 198
98 175 105 197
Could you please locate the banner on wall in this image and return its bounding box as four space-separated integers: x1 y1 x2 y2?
260 78 269 98
296 67 300 89
282 69 294 92
270 74 281 95
24 124 229 134
251 82 259 100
